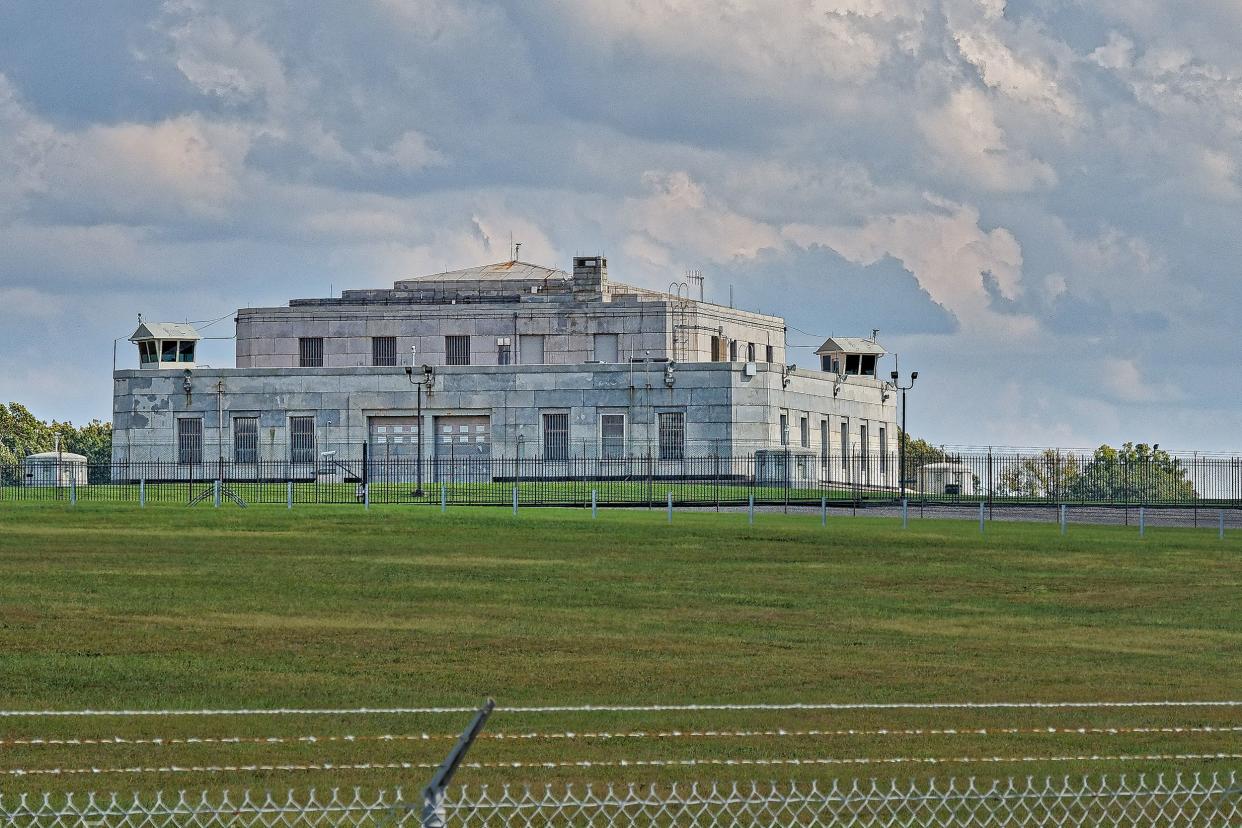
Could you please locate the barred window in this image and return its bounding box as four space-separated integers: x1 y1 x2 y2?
600 413 625 459
446 335 470 365
779 412 789 446
289 416 316 464
496 336 512 365
840 421 849 468
800 416 809 448
880 426 888 473
658 412 685 461
176 418 202 466
233 417 258 464
372 337 397 367
820 419 829 467
299 337 323 368
542 412 569 460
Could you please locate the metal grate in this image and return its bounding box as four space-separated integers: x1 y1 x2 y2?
600 413 625 459
289 416 316 464
659 412 685 461
372 337 397 367
496 337 512 366
542 413 569 461
232 417 258 464
445 336 470 366
298 337 323 368
175 418 202 466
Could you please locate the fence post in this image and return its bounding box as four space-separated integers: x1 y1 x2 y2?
419 699 495 828
440 485 447 513
748 493 754 526
1139 506 1145 538
667 490 673 523
902 497 908 529
1221 510 1226 541
512 485 518 516
978 500 984 534
213 479 221 508
821 494 826 527
364 481 370 511
139 478 146 508
592 488 598 519
69 475 77 507
1060 504 1067 535
287 480 293 509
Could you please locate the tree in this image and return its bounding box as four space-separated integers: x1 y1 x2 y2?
1070 443 1196 503
998 449 1082 499
0 403 113 479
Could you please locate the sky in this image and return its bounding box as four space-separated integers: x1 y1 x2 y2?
1 0 1239 451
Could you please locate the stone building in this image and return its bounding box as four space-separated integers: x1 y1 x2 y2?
112 255 899 485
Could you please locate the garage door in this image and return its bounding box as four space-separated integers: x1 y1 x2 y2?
434 415 491 482
368 416 421 484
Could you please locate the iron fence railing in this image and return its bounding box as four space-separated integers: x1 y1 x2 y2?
0 775 1238 827
3 450 1241 508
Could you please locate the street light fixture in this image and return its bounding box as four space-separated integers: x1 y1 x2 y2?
404 345 434 497
891 369 917 494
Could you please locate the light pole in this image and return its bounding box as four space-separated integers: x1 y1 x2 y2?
891 369 917 494
404 346 435 497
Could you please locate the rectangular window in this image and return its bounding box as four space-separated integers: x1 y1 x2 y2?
542 412 569 460
519 334 545 365
445 335 470 365
710 336 725 362
233 417 258 464
860 424 869 464
372 336 397 367
600 413 625 459
176 418 202 466
861 354 877 376
496 336 512 366
746 342 756 362
800 416 809 448
779 411 789 446
139 341 157 365
658 412 685 460
729 340 738 361
879 426 887 474
841 421 849 469
845 353 861 375
820 419 829 467
593 333 619 363
289 416 316 464
766 344 775 363
178 341 195 363
299 337 324 368
161 340 178 363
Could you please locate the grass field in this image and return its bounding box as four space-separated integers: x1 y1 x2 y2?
0 502 1239 796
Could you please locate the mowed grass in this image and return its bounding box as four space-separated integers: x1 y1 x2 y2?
0 502 1239 796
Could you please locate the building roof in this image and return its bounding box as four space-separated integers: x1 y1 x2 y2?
394 260 568 288
130 321 201 342
815 336 886 356
25 451 88 462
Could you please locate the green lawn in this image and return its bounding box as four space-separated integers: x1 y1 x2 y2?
0 503 1239 796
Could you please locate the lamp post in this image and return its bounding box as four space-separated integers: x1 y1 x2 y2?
405 346 435 497
890 369 917 494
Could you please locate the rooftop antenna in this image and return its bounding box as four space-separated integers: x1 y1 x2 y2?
871 328 880 341
685 269 704 302
514 242 522 261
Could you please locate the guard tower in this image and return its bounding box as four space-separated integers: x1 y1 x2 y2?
816 336 885 377
130 320 201 369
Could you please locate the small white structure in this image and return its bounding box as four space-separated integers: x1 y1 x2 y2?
24 452 88 487
816 336 886 377
130 320 201 369
755 448 820 487
918 462 976 496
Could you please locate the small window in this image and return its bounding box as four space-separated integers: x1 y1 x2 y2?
372 336 397 367
445 335 470 365
860 354 877 376
779 412 789 446
600 413 625 459
139 341 157 365
800 416 809 448
820 355 832 372
593 333 619 363
161 340 178 363
178 341 195 363
845 354 861 375
299 337 324 368
542 412 569 460
880 426 887 473
233 416 258 464
519 335 544 365
176 418 202 466
290 416 316 464
729 340 738 361
820 420 829 466
497 337 512 366
658 412 685 460
860 424 869 462
840 421 849 468
746 342 756 362
766 344 774 363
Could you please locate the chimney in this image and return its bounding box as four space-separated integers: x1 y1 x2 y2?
572 255 608 300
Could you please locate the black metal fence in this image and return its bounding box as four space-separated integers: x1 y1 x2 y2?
3 449 1240 508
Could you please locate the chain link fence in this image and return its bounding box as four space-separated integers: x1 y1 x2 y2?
1 775 1238 827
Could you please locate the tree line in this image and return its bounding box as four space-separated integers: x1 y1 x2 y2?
0 403 112 468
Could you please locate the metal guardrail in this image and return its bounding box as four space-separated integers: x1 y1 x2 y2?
0 773 1237 827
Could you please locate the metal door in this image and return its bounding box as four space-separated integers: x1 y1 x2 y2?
434 415 491 482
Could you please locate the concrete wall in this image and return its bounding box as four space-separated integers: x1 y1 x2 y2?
112 362 893 466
